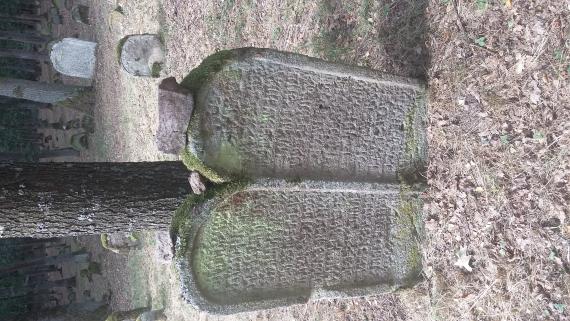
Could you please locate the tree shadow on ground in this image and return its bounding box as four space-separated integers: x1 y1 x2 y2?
312 0 429 79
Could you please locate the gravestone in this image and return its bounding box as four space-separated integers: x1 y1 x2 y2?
50 38 97 79
181 48 427 183
173 181 423 314
119 34 164 77
168 48 427 314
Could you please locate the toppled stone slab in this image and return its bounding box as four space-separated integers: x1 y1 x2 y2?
182 48 427 183
120 34 164 77
156 77 194 154
50 38 97 79
173 180 423 314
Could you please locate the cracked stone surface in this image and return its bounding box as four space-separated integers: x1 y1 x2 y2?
185 48 427 182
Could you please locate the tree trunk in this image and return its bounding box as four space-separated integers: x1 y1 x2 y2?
0 31 49 45
0 49 49 62
0 14 45 23
0 78 82 104
11 301 110 321
0 162 191 238
0 277 76 299
38 148 80 159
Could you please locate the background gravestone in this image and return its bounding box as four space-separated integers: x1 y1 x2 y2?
50 38 97 79
119 34 164 77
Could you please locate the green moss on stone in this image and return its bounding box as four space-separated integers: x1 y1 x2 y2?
171 180 249 257
180 50 235 94
394 184 424 285
116 36 128 64
181 148 229 183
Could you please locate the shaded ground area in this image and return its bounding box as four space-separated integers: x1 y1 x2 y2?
61 0 570 320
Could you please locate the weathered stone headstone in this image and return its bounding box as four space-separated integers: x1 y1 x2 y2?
156 77 193 154
173 181 423 314
119 34 164 77
169 48 427 314
181 48 427 183
50 38 97 79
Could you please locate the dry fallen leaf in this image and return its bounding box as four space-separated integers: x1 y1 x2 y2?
505 0 512 8
454 247 473 272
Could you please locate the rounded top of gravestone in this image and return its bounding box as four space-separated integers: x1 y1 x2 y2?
50 38 97 79
119 34 164 77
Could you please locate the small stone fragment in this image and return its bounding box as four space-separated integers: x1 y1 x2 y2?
156 77 193 154
119 34 164 77
188 172 206 195
50 38 97 79
155 231 173 264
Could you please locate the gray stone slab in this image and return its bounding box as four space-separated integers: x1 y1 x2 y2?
50 38 96 79
173 180 422 314
182 48 427 183
156 77 194 154
120 34 164 77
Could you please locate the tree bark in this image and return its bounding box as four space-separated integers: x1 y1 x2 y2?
0 162 191 238
0 49 49 62
0 14 45 23
0 101 49 110
0 78 82 104
0 31 49 45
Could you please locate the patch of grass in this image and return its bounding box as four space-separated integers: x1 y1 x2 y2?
151 62 162 78
474 36 487 47
311 0 355 62
476 0 488 10
204 0 254 44
360 0 372 18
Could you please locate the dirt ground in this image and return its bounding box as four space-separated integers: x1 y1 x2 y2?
55 0 570 320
